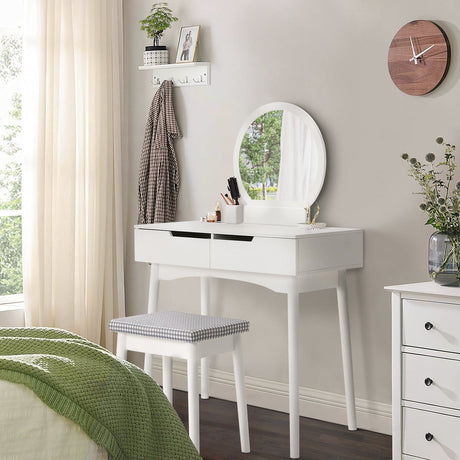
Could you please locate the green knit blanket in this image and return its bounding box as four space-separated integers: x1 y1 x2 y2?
0 327 201 460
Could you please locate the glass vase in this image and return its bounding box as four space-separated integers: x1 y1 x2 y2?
428 232 460 286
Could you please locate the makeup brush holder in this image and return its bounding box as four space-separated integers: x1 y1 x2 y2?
223 205 244 224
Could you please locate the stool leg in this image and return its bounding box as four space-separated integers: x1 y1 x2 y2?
116 334 127 360
233 334 250 453
162 356 173 404
144 354 154 377
187 348 200 452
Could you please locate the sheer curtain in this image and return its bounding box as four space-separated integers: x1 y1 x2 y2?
22 0 125 349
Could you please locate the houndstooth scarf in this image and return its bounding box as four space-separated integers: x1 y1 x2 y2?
138 80 182 224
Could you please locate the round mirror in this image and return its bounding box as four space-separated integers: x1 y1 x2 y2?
233 102 326 206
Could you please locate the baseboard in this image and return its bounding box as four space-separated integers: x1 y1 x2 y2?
150 359 392 435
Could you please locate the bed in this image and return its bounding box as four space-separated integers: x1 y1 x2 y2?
0 327 201 460
0 380 107 459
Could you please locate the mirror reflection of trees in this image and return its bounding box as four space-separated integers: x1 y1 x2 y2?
239 110 282 200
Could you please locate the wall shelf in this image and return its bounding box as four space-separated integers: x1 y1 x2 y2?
138 62 211 87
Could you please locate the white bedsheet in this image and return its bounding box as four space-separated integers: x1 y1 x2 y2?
0 380 108 459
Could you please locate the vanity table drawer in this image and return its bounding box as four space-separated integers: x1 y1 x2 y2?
403 353 460 410
403 407 460 459
135 229 210 268
403 299 460 353
210 236 296 275
297 231 363 272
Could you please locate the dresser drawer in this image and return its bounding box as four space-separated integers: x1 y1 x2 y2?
210 235 296 275
135 229 210 268
403 299 460 353
403 353 460 410
403 407 460 459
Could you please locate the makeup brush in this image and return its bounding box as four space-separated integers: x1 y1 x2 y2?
220 193 231 205
227 177 240 205
224 193 234 205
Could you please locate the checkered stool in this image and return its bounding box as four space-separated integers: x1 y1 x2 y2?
109 311 250 454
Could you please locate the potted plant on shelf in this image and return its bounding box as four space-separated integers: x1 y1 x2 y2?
402 137 460 286
140 2 178 66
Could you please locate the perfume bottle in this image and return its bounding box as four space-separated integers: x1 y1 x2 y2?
215 202 221 222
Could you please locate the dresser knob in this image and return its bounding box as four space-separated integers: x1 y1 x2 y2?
424 377 433 386
425 322 434 330
425 432 434 442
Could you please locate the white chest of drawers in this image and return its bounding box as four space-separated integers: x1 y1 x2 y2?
387 282 460 460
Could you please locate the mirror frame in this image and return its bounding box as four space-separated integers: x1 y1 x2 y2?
233 102 326 209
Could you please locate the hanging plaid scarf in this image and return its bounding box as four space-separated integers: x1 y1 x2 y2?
138 80 182 224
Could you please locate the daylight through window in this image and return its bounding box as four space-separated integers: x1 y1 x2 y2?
0 0 22 300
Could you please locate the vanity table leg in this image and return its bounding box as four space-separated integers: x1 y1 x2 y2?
337 269 357 431
200 276 210 399
144 263 160 377
147 263 160 314
287 288 300 459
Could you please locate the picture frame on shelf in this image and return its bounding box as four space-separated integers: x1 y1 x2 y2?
175 25 200 63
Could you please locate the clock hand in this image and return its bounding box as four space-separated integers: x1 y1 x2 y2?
409 36 418 64
409 44 435 62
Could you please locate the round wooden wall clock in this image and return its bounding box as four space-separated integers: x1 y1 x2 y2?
388 20 450 96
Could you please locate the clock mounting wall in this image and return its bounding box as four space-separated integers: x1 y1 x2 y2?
388 20 450 96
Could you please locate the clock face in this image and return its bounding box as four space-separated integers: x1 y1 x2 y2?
388 20 450 96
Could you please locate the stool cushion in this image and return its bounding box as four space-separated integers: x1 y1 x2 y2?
109 311 249 343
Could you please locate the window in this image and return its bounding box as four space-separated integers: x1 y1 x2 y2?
0 0 22 302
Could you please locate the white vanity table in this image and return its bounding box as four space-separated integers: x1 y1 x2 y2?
135 220 363 458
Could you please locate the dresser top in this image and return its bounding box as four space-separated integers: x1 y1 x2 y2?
135 221 362 239
385 281 460 298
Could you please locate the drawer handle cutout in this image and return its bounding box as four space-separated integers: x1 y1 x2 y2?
170 231 211 239
425 433 434 442
425 322 433 330
214 234 254 242
424 377 433 386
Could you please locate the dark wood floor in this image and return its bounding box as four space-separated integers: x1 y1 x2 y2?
172 390 392 460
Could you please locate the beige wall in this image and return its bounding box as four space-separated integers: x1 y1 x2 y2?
123 0 460 426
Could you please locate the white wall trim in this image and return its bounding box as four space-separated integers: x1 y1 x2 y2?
150 359 391 435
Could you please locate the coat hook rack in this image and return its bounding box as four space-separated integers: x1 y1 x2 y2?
138 62 211 88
